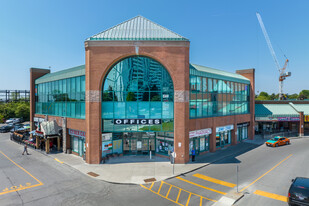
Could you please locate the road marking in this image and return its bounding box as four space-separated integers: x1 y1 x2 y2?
240 154 293 192
0 151 43 195
254 190 288 202
140 181 217 206
166 185 172 198
193 173 236 188
186 193 191 206
157 181 163 194
54 158 63 164
176 177 227 195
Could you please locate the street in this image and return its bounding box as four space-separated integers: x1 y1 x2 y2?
1 131 309 206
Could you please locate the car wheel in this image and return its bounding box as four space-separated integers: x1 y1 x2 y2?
286 141 289 145
275 143 278 147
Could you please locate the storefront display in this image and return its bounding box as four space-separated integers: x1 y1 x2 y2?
216 125 233 147
237 123 249 142
69 129 85 157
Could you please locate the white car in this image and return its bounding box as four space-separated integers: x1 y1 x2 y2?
5 118 15 124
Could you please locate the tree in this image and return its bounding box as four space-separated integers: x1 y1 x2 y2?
256 92 271 100
15 103 30 120
126 92 136 101
288 93 298 99
299 90 309 99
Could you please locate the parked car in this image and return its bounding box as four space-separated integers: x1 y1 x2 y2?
10 124 24 133
0 125 14 133
266 136 290 147
5 118 15 124
288 177 309 206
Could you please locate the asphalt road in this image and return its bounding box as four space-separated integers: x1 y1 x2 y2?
1 130 308 206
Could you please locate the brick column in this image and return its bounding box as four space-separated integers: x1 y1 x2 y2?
232 124 237 145
236 69 255 140
30 68 50 131
62 117 67 153
299 112 304 136
209 131 216 152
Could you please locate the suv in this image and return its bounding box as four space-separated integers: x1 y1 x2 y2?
288 177 309 206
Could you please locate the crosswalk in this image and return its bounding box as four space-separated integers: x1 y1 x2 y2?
141 173 288 205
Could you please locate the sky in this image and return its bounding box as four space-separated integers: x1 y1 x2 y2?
0 0 308 95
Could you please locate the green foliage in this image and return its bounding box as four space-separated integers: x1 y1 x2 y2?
126 92 136 101
0 102 30 121
299 90 309 99
288 93 298 99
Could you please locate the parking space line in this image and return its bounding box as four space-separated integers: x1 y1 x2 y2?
176 177 227 195
176 188 182 203
0 151 43 195
186 193 191 206
157 181 163 194
254 190 288 202
193 173 236 188
240 154 292 192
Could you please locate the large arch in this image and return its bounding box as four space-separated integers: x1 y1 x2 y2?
101 55 175 156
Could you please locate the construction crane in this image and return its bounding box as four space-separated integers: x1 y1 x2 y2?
256 12 291 100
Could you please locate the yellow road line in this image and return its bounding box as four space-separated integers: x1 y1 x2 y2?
200 196 203 206
254 190 288 202
0 151 43 196
140 184 184 206
149 182 154 190
240 154 293 192
193 173 236 188
0 151 43 185
163 181 217 202
0 183 42 195
186 193 191 206
157 181 163 194
176 177 226 195
54 158 63 164
166 185 172 198
176 188 182 203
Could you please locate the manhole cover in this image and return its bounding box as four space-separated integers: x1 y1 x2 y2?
144 178 156 183
87 172 99 177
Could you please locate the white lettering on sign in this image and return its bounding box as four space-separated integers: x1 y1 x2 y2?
113 119 162 125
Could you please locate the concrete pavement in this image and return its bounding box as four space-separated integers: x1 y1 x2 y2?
35 139 261 185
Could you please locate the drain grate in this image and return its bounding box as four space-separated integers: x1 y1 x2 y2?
87 172 99 177
144 178 156 183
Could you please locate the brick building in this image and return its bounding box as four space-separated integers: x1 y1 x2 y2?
30 16 255 164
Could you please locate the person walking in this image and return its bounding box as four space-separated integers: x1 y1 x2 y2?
192 148 196 162
22 144 29 155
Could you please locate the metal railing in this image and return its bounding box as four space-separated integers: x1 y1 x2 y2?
0 90 30 103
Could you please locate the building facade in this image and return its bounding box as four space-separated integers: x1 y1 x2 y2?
30 16 255 164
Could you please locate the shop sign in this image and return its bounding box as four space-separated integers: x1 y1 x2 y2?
278 117 300 121
69 129 85 138
102 141 112 151
216 125 234 133
113 119 161 125
189 128 212 138
237 122 250 127
34 117 45 123
255 117 278 121
102 133 112 141
305 115 309 122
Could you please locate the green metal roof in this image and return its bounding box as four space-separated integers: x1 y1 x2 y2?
35 65 85 84
86 16 189 41
290 104 309 115
190 64 250 84
255 104 299 117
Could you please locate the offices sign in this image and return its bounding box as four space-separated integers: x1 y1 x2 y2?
278 117 300 122
113 119 161 125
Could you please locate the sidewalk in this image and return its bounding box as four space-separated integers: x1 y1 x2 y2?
43 140 261 185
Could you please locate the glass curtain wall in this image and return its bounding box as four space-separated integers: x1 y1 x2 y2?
35 76 85 119
190 75 250 118
102 56 174 133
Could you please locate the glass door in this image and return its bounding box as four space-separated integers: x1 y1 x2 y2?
131 139 137 155
194 138 200 155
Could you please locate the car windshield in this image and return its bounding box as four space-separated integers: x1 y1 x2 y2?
271 137 280 141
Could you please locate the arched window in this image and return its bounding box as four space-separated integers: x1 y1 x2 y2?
102 56 174 132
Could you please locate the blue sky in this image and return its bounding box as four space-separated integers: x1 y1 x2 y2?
0 0 308 94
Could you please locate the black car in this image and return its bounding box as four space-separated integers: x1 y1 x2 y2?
288 177 309 206
0 125 13 133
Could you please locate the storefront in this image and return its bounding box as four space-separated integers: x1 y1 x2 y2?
189 128 211 155
237 123 249 142
216 125 233 148
69 129 85 157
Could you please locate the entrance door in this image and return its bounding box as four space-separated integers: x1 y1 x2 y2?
193 138 200 156
78 138 83 157
131 139 137 155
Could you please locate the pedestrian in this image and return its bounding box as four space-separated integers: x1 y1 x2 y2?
22 144 29 155
192 148 196 162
